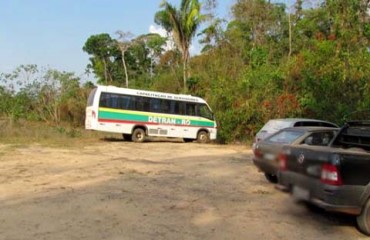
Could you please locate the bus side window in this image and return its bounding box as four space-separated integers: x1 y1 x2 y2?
119 95 130 110
186 103 196 116
110 95 119 108
179 102 185 115
99 93 110 107
150 99 162 113
161 99 171 113
169 101 176 114
134 97 149 112
171 101 185 115
142 97 150 112
100 93 119 108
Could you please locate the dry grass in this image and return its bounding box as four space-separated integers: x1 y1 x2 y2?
0 119 122 148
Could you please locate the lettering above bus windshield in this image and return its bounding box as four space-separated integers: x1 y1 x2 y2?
136 91 199 103
148 116 190 125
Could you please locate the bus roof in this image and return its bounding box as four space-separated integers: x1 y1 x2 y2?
96 85 206 104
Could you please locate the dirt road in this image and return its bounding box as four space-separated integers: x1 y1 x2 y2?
0 139 367 239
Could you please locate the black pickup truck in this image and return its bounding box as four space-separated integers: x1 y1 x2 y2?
277 121 370 235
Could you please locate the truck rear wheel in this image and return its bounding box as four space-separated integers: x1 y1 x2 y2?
264 173 278 183
357 198 370 236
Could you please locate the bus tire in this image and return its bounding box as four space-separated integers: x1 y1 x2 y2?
197 131 210 144
132 128 145 143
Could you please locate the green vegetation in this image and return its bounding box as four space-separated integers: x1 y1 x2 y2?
1 0 369 143
155 0 206 92
0 65 92 125
0 119 120 147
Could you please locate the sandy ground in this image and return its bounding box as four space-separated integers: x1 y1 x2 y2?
0 139 367 240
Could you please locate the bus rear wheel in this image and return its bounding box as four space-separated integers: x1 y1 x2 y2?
132 128 145 143
197 131 210 144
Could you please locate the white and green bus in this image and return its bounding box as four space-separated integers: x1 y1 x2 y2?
85 85 217 143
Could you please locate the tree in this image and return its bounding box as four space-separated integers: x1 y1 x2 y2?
115 32 167 88
83 34 115 84
135 33 167 83
115 31 134 88
0 65 85 124
198 18 226 52
155 0 206 92
0 65 42 121
83 32 167 88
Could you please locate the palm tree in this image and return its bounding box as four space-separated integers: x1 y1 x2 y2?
155 0 205 93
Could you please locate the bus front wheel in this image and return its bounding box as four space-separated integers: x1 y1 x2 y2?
197 131 210 144
132 128 145 143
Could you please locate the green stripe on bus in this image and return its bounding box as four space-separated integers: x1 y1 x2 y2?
98 109 215 127
99 107 214 123
190 120 214 127
99 111 148 122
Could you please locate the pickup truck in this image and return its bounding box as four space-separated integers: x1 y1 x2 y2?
277 121 370 235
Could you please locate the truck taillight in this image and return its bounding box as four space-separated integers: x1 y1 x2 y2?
92 110 96 119
321 163 342 186
278 152 288 171
253 148 262 158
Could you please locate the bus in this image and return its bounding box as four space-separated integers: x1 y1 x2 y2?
85 85 217 143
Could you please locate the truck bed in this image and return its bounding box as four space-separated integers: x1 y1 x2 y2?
277 121 370 215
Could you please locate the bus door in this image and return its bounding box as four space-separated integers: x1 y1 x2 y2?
147 98 178 137
182 102 198 138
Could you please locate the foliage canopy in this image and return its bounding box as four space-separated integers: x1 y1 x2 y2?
1 0 369 143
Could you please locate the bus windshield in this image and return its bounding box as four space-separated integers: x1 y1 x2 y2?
198 104 214 120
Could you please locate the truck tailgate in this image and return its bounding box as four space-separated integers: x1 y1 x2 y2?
285 145 331 179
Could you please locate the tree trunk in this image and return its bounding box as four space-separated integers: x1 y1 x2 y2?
287 0 292 58
108 68 113 83
183 59 187 93
102 58 108 85
121 50 129 88
183 48 190 93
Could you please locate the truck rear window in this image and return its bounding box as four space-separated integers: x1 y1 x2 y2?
267 130 304 144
